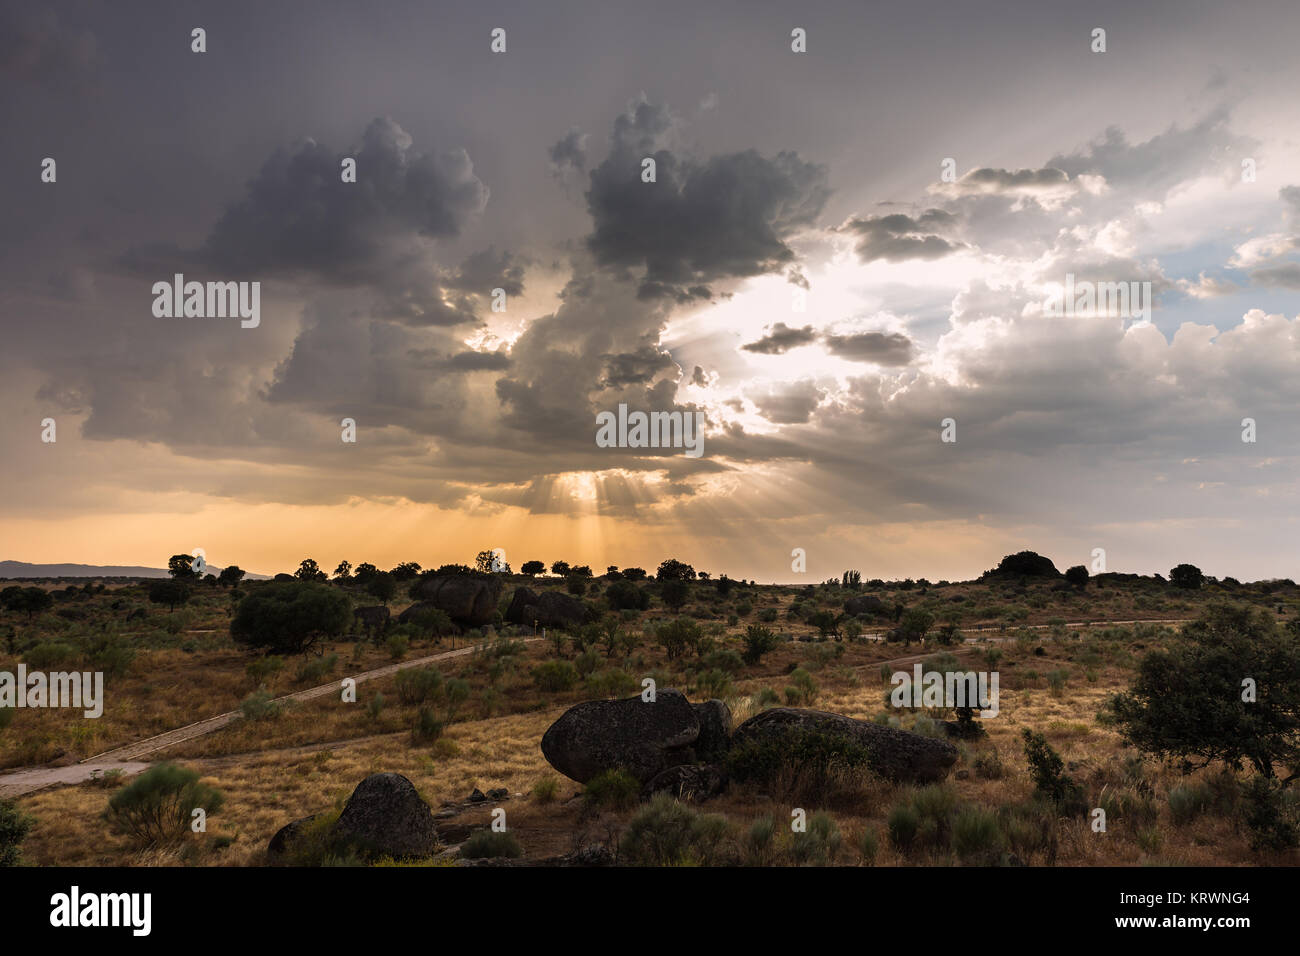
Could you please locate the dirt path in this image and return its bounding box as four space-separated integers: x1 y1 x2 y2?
0 636 541 799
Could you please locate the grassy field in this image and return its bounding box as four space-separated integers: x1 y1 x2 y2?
2 566 1298 867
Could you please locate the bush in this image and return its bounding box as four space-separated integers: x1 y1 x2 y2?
1240 775 1299 851
247 655 284 685
411 705 444 744
21 642 76 669
974 748 1005 780
386 633 410 661
656 619 701 660
230 581 351 654
294 653 338 684
856 826 879 864
742 625 781 666
461 830 523 859
887 803 920 852
726 727 872 807
0 799 34 865
1168 783 1211 826
104 763 224 847
532 776 560 804
240 689 281 721
1022 729 1084 810
619 793 730 866
583 769 641 812
532 659 580 692
606 579 650 611
790 811 843 865
953 806 1004 863
395 667 444 704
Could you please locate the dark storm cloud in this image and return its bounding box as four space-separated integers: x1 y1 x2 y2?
584 99 830 300
549 128 588 174
843 209 962 263
741 323 817 355
445 247 526 297
446 350 513 371
0 7 99 88
823 331 914 365
691 365 708 387
601 346 679 387
203 117 488 281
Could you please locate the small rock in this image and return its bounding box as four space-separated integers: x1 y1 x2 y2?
487 787 509 800
468 788 487 802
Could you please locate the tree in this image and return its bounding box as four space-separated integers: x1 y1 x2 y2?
217 564 244 587
742 625 780 665
352 562 380 587
606 579 650 611
605 566 622 579
657 558 696 581
521 560 546 578
897 608 935 643
390 562 422 581
167 554 199 579
842 570 862 590
366 572 398 606
0 798 34 866
230 581 351 654
2 587 53 620
1064 565 1089 588
809 610 840 640
660 577 690 611
1109 605 1300 784
550 560 570 576
333 560 352 581
983 551 1060 579
715 575 734 597
622 567 647 581
295 559 328 582
148 580 190 613
1169 564 1204 590
571 565 593 577
656 619 701 660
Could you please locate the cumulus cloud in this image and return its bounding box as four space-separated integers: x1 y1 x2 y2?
583 98 830 300
741 322 817 354
842 209 962 263
823 331 914 365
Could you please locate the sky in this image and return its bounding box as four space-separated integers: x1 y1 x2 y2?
3 0 1300 583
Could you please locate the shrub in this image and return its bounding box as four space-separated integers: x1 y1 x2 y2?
726 727 872 807
461 830 523 859
366 692 385 720
532 776 560 804
742 625 781 666
606 579 650 611
585 667 639 698
656 619 701 660
619 794 730 866
0 799 34 865
1168 783 1211 826
295 653 338 684
386 634 410 661
887 803 919 852
953 806 1004 863
533 659 580 692
240 689 281 721
583 769 641 812
745 815 777 866
246 655 284 685
395 667 444 704
104 763 224 847
856 826 879 864
411 705 444 744
1240 775 1299 851
974 748 1005 780
22 642 76 669
790 811 843 865
785 667 817 705
1022 729 1084 810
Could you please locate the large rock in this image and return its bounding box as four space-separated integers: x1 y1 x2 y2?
731 708 958 784
353 605 390 634
844 594 888 617
267 814 318 859
334 773 440 859
505 586 588 629
410 574 502 627
691 699 732 763
541 689 700 783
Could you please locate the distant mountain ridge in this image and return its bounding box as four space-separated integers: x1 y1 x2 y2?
0 560 272 580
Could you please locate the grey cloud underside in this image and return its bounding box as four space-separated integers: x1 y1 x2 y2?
741 324 914 365
584 100 830 301
741 322 818 354
843 209 962 262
